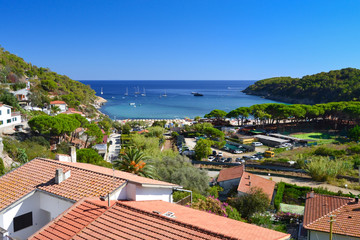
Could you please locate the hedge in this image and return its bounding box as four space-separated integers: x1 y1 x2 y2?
274 182 285 210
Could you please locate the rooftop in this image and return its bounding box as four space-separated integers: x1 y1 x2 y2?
30 199 290 240
217 165 244 182
303 193 360 238
237 172 275 200
50 100 67 105
0 158 178 211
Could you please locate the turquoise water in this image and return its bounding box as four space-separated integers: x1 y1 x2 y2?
80 80 281 119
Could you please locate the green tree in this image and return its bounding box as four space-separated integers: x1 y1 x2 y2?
76 148 112 168
154 155 209 194
204 109 227 120
194 139 213 161
348 125 360 141
84 123 103 147
0 157 5 176
121 123 132 134
113 148 155 178
146 126 165 139
17 148 28 164
228 187 270 219
226 107 250 126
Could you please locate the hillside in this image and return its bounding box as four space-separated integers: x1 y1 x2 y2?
0 45 99 116
243 68 360 104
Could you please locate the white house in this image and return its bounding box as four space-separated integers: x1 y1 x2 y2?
0 103 21 128
49 100 67 113
11 88 30 107
0 157 180 240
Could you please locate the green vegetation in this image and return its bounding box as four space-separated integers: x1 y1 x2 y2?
76 148 112 168
348 125 360 142
194 139 213 160
0 45 97 115
113 148 155 178
243 68 360 103
227 187 270 220
291 132 336 144
0 158 5 176
274 182 285 211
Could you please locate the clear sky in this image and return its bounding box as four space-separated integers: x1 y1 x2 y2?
1 0 360 80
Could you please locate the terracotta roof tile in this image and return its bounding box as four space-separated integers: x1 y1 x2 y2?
61 161 179 187
30 199 290 240
237 172 275 200
217 165 244 182
50 101 67 105
303 193 360 238
0 158 126 210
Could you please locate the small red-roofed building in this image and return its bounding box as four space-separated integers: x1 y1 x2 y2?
62 107 85 116
303 192 360 240
29 198 291 240
0 158 180 239
217 165 275 201
49 100 67 113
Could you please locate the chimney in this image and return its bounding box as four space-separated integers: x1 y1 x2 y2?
309 191 315 198
70 146 77 163
249 181 251 186
55 169 64 184
355 196 359 204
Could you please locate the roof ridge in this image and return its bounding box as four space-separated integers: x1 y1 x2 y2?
35 158 126 181
116 202 237 240
310 192 353 200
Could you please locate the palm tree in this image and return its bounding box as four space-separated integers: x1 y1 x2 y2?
113 148 156 179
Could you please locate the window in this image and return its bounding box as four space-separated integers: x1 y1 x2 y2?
7 109 10 114
14 212 33 232
7 119 11 123
0 110 1 115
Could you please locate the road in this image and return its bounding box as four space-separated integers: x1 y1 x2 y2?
107 133 121 163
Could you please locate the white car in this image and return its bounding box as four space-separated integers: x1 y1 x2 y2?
233 150 243 154
252 142 263 147
208 156 215 162
217 152 223 157
250 156 259 160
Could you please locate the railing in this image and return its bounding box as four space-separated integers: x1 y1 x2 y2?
176 195 191 206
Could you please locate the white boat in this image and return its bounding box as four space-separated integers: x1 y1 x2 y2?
101 87 103 95
129 103 136 106
124 88 128 96
134 86 140 95
141 88 146 96
162 90 167 97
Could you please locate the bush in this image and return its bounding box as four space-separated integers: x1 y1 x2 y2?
314 146 346 157
348 145 360 154
228 187 270 219
304 157 352 181
26 136 50 148
274 182 285 210
207 185 223 199
0 158 5 176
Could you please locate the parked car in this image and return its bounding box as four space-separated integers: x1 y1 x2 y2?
252 142 263 147
250 156 259 160
225 157 232 162
242 156 251 160
217 152 223 157
212 150 217 156
233 150 243 154
208 156 215 161
220 157 226 162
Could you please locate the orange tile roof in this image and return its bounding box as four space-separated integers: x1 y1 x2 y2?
50 101 66 105
237 172 275 200
303 193 360 237
217 165 244 182
0 158 126 210
30 199 290 240
61 161 179 187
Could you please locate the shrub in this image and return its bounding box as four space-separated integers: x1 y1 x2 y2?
274 182 285 210
0 157 5 176
304 157 352 181
348 145 360 154
26 136 50 148
314 146 346 157
207 185 223 199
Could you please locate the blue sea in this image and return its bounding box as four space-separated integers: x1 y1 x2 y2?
80 80 281 119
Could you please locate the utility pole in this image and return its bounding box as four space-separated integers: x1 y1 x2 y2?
329 215 336 240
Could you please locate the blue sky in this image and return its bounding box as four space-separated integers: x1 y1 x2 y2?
1 0 360 80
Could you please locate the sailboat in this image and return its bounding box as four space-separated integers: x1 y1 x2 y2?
162 90 167 97
124 88 128 96
100 87 103 95
134 86 140 95
141 88 146 96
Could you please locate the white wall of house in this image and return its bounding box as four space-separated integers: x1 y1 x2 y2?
135 185 173 203
0 191 73 240
0 105 21 128
51 104 67 113
308 230 360 240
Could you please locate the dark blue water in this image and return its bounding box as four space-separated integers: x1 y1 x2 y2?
80 80 281 119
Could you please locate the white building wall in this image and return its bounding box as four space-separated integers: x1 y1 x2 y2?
126 183 137 201
135 186 173 203
0 191 73 240
308 230 360 240
0 106 20 128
